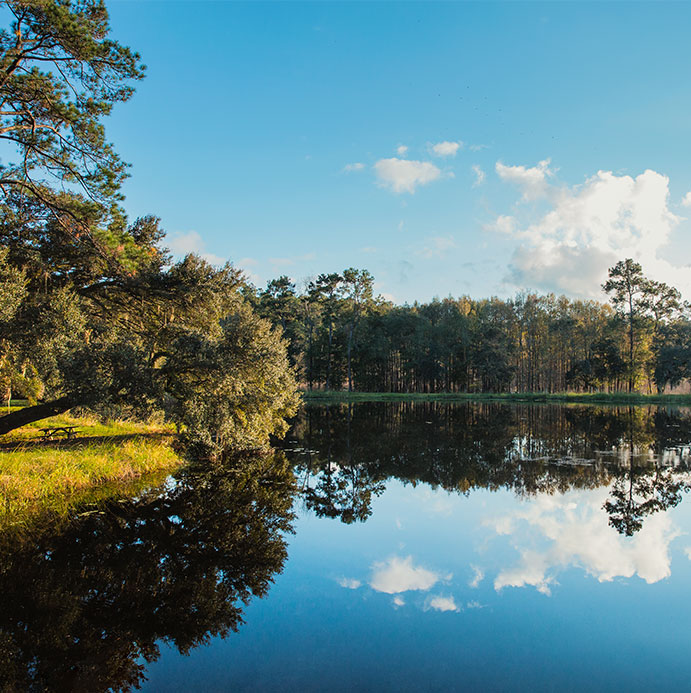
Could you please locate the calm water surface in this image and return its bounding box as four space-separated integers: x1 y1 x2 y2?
4 402 691 691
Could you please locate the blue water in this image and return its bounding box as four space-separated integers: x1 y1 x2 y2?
143 471 691 691
4 401 691 692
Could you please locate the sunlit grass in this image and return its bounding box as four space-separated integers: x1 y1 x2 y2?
0 413 184 531
1 409 175 443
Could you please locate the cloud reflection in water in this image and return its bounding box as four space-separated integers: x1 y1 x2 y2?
489 487 681 594
369 555 448 594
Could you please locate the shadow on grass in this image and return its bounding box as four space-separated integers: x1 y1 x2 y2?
0 432 176 451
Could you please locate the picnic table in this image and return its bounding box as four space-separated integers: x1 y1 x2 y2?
39 425 80 440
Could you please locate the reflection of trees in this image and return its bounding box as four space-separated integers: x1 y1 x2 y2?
603 407 691 535
285 402 691 533
0 453 296 692
301 460 385 524
295 404 385 523
604 467 691 536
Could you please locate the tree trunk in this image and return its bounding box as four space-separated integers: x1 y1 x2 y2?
326 321 333 390
307 323 314 390
628 293 635 393
0 396 75 435
347 324 353 392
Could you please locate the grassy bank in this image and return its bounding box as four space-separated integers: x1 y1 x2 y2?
302 390 691 406
0 411 184 531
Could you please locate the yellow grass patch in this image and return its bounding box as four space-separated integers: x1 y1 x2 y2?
0 417 184 531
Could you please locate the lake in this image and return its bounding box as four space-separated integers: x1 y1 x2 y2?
3 401 691 691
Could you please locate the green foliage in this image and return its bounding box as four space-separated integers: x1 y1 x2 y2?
0 0 299 448
602 258 683 392
0 0 144 242
291 402 691 533
0 247 25 322
162 303 300 455
254 259 691 396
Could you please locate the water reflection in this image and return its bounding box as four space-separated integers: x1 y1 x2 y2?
3 402 691 691
487 486 681 592
0 453 295 692
285 402 691 534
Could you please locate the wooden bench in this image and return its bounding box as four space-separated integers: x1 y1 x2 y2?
39 425 80 440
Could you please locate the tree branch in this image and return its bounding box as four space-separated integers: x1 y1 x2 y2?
0 396 76 435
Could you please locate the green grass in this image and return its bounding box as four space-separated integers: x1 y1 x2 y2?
0 412 184 532
1 409 174 442
302 390 691 406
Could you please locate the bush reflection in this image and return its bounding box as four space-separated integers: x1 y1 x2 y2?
0 453 295 692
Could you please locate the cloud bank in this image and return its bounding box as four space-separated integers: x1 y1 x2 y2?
488 487 681 595
490 162 690 298
166 230 225 266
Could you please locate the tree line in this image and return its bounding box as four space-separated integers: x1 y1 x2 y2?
252 259 691 394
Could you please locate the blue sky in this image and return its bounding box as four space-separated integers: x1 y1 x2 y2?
104 1 691 303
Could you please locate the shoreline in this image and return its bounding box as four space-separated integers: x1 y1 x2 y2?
301 390 691 406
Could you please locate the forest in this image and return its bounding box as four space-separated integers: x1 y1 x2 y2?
251 260 691 395
2 0 691 450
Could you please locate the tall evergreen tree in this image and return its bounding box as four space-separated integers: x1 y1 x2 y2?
603 259 650 393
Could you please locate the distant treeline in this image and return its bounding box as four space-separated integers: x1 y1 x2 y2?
249 260 691 394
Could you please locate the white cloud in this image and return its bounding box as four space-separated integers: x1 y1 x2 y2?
681 191 691 207
235 257 261 286
469 565 484 588
492 165 690 298
417 235 456 259
472 164 486 187
166 230 226 266
486 214 516 235
369 556 444 594
490 486 681 595
426 595 460 612
374 157 442 194
431 140 462 157
397 145 409 156
508 244 616 297
419 487 456 515
469 143 489 152
495 158 554 200
339 577 361 589
494 550 555 595
343 162 365 173
393 595 405 608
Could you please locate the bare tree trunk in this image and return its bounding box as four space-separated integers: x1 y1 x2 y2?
326 321 333 390
628 294 635 393
347 324 353 392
